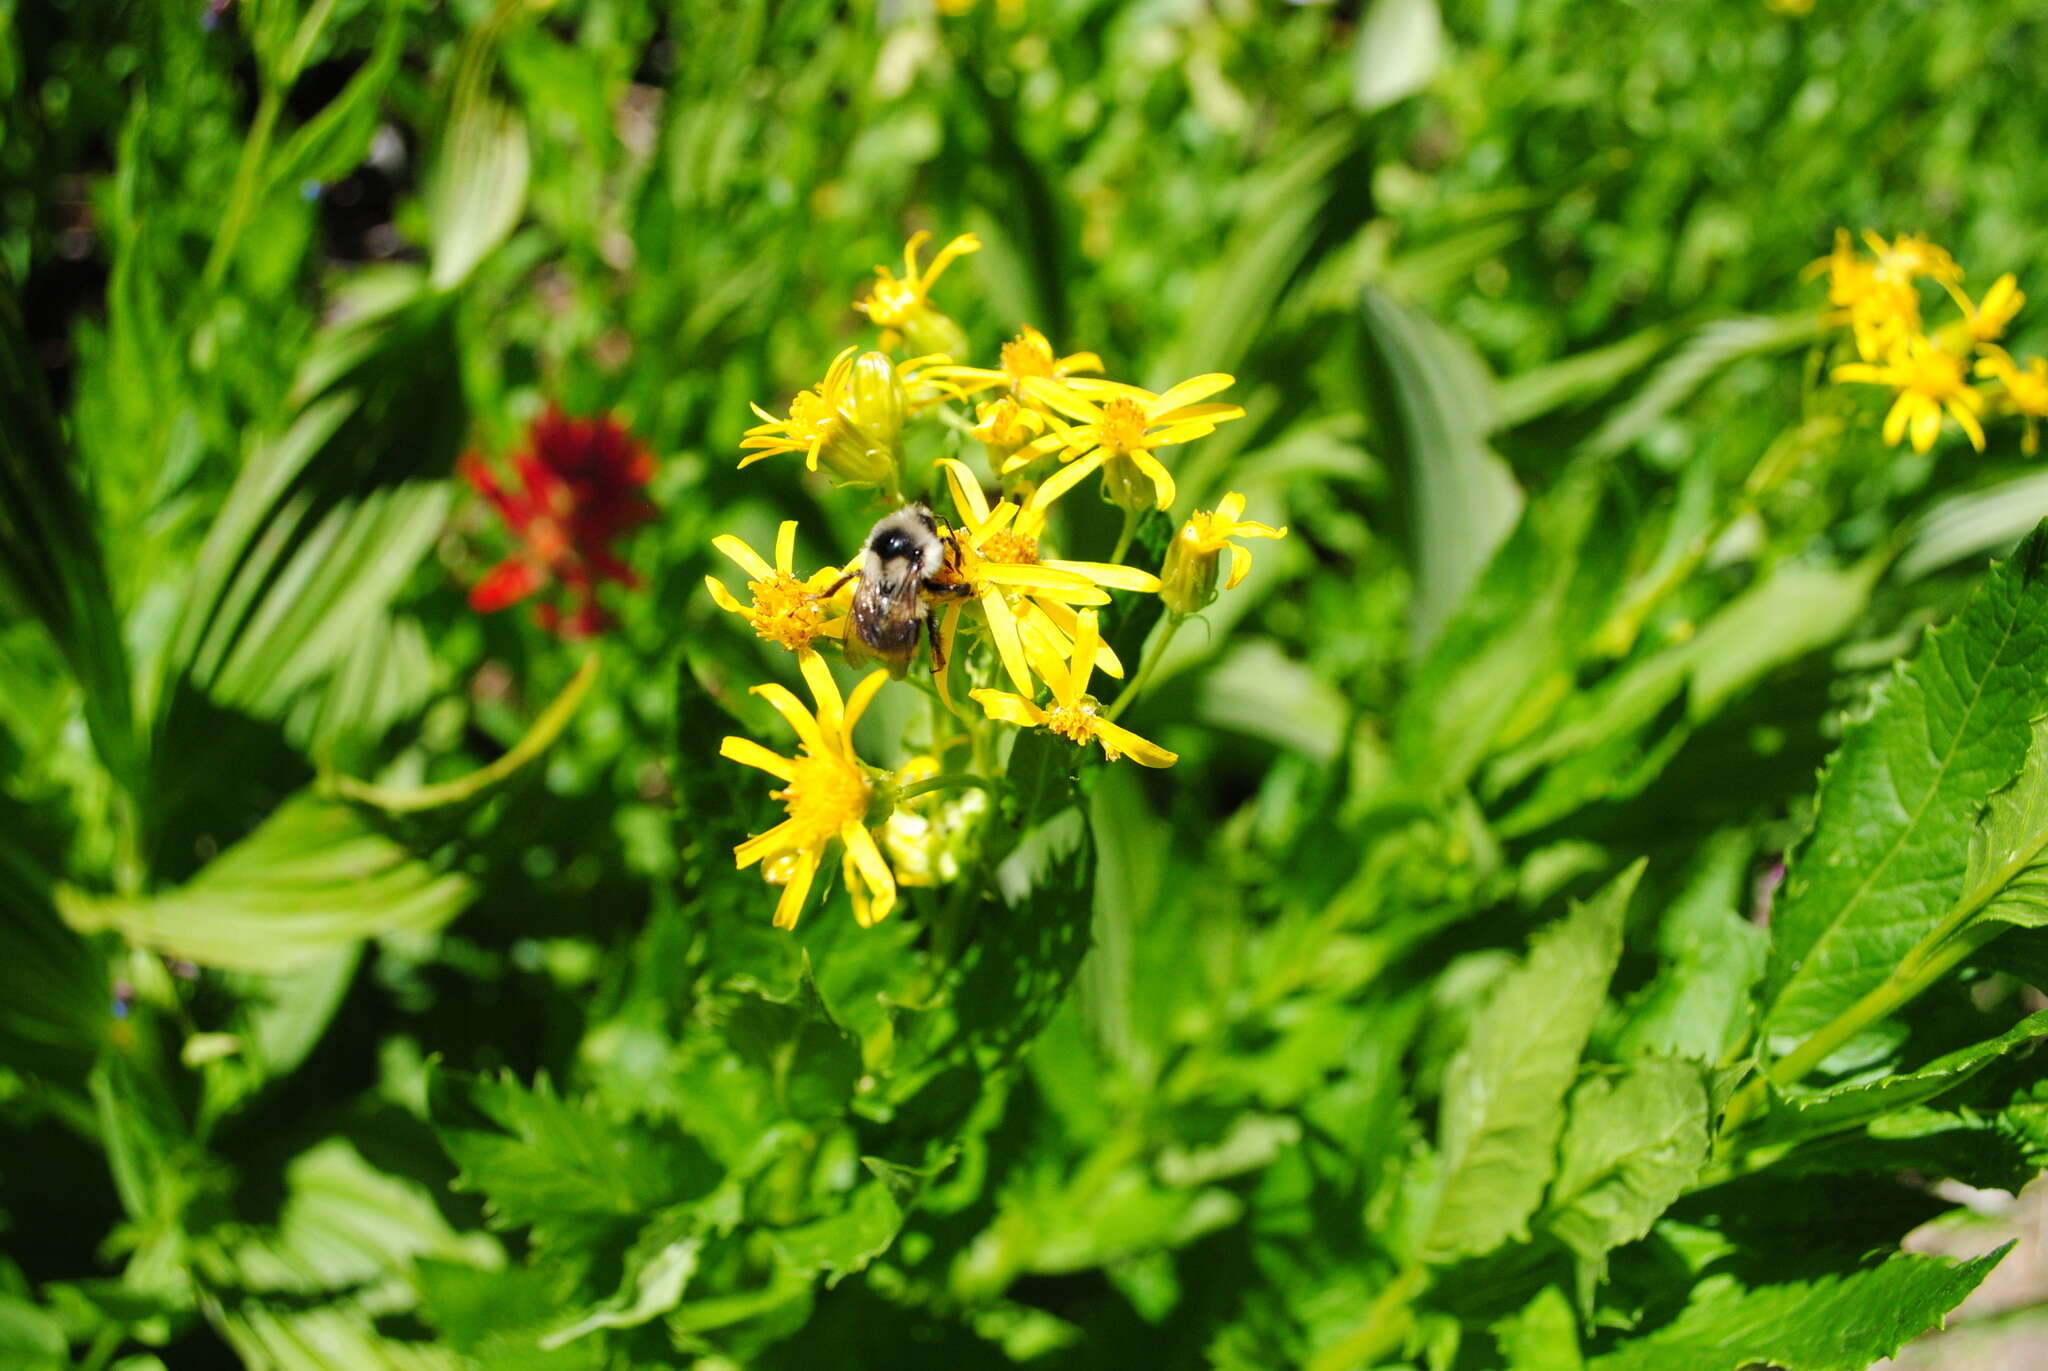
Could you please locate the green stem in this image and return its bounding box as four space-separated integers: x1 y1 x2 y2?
1721 920 2005 1138
894 773 995 803
1110 506 1141 566
202 83 284 290
1107 614 1183 722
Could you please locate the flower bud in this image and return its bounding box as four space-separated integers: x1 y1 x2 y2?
1158 517 1221 616
899 308 970 361
847 350 908 453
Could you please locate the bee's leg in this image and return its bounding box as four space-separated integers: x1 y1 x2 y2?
814 571 856 599
927 619 947 675
921 577 975 599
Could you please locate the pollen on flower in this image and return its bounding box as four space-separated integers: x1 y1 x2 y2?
1044 700 1102 747
745 575 830 652
777 752 873 848
1098 398 1151 454
1000 332 1057 380
979 530 1040 565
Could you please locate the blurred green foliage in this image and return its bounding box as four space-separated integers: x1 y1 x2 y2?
11 0 2048 1367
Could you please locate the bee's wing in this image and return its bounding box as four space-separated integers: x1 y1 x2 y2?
850 573 925 679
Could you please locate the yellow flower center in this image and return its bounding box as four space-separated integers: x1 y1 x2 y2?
978 530 1040 565
1098 398 1151 454
1897 347 1970 400
777 751 871 848
746 575 828 652
864 277 920 327
1184 511 1232 553
1044 700 1101 747
1000 332 1056 380
786 389 841 443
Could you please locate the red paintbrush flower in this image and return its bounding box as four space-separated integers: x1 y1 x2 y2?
459 406 658 638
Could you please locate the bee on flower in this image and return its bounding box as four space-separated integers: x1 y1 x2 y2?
460 406 656 639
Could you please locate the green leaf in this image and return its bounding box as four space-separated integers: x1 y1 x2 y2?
1958 715 2048 932
1582 312 1820 459
1616 833 1767 1063
429 48 531 291
766 1178 903 1284
1762 528 2048 1048
1493 1286 1582 1371
1585 1246 2010 1371
542 1230 702 1348
1360 286 1525 658
56 793 475 973
1422 862 1640 1263
416 1260 604 1371
0 1294 66 1371
1542 1058 1709 1305
1352 0 1444 111
433 1070 721 1247
266 1 404 193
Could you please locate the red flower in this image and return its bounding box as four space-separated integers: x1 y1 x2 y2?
460 407 658 638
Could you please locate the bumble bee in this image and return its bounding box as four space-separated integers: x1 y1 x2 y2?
825 504 973 678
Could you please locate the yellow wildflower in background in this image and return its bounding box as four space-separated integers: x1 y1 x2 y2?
1860 230 1962 286
1977 348 2048 454
1019 374 1246 512
1159 493 1289 616
1810 229 1921 361
856 230 980 356
970 397 1048 473
932 325 1103 404
722 653 898 929
1949 273 2025 346
971 609 1177 768
1833 334 1987 453
704 521 849 655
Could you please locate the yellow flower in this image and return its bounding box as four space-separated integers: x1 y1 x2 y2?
1810 229 1922 361
970 609 1177 768
722 653 898 929
1833 335 1987 453
740 347 951 492
1018 374 1246 512
1158 493 1289 616
1976 348 2048 454
1861 229 1962 286
856 230 980 356
927 457 1156 701
931 325 1104 404
704 521 850 655
970 396 1048 474
1947 273 2025 346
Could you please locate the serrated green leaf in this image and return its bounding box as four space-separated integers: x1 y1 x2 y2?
433 1071 722 1247
56 793 475 973
1958 715 2048 932
1585 1245 2010 1371
1423 862 1640 1263
1763 528 2048 1048
1543 1058 1709 1306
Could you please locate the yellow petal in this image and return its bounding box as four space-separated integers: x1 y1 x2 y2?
736 819 800 870
841 823 897 926
772 847 820 929
774 521 799 576
1032 449 1106 506
981 587 1035 696
714 535 776 581
1126 448 1177 510
1092 717 1178 768
939 457 992 528
970 688 1048 728
845 668 891 735
798 652 848 747
1043 558 1161 593
1148 373 1235 414
705 575 746 614
750 681 829 758
720 735 795 781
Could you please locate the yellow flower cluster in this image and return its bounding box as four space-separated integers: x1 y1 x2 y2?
707 228 1288 928
1817 229 2047 454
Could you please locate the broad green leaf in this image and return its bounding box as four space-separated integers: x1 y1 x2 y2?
1582 312 1820 459
766 1179 903 1284
1901 468 2048 581
56 793 475 973
1616 833 1767 1063
1542 1058 1709 1305
416 1260 605 1371
1396 470 1618 797
0 1294 66 1371
328 654 598 812
1360 286 1524 657
1422 862 1639 1263
433 1070 721 1247
1493 1286 1582 1371
1762 528 2048 1048
1586 1245 2010 1371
